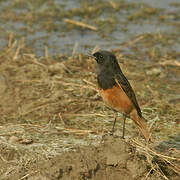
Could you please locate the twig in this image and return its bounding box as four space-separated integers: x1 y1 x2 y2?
132 140 180 161
145 167 153 179
58 113 66 125
45 46 51 64
131 139 179 179
8 33 14 48
92 45 100 54
20 100 57 116
13 37 25 60
0 154 8 162
19 171 38 180
23 54 48 71
63 113 113 117
53 80 98 92
159 60 180 67
112 35 144 52
72 41 78 57
109 1 118 9
64 18 97 31
149 115 159 131
63 128 93 134
83 79 96 88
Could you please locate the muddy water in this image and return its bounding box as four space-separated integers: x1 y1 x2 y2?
0 0 179 56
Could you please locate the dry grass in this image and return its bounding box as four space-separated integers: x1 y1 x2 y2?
130 139 180 179
0 35 179 179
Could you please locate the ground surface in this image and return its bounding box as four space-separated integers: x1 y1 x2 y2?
0 42 179 179
0 1 180 179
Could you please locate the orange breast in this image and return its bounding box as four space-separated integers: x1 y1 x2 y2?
99 85 134 114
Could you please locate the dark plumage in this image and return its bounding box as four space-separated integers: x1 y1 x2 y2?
93 50 142 118
92 50 151 142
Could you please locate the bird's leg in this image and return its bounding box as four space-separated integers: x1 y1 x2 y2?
122 114 127 139
110 113 117 135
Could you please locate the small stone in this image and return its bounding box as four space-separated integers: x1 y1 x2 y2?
9 136 19 144
146 68 162 75
19 138 33 145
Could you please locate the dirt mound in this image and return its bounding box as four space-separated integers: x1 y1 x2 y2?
38 136 142 180
1 135 179 180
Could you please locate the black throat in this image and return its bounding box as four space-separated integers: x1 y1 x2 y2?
97 70 116 90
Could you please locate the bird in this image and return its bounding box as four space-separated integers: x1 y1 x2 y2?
91 50 151 142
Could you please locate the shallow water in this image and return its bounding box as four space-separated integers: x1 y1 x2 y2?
0 0 179 56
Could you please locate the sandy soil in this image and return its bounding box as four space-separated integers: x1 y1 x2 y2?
0 135 179 180
0 44 179 179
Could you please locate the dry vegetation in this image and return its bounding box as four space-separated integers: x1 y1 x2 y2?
0 36 179 179
0 0 180 179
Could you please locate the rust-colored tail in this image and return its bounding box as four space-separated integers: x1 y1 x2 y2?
130 109 151 142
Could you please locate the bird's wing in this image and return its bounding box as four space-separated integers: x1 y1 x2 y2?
115 73 142 117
